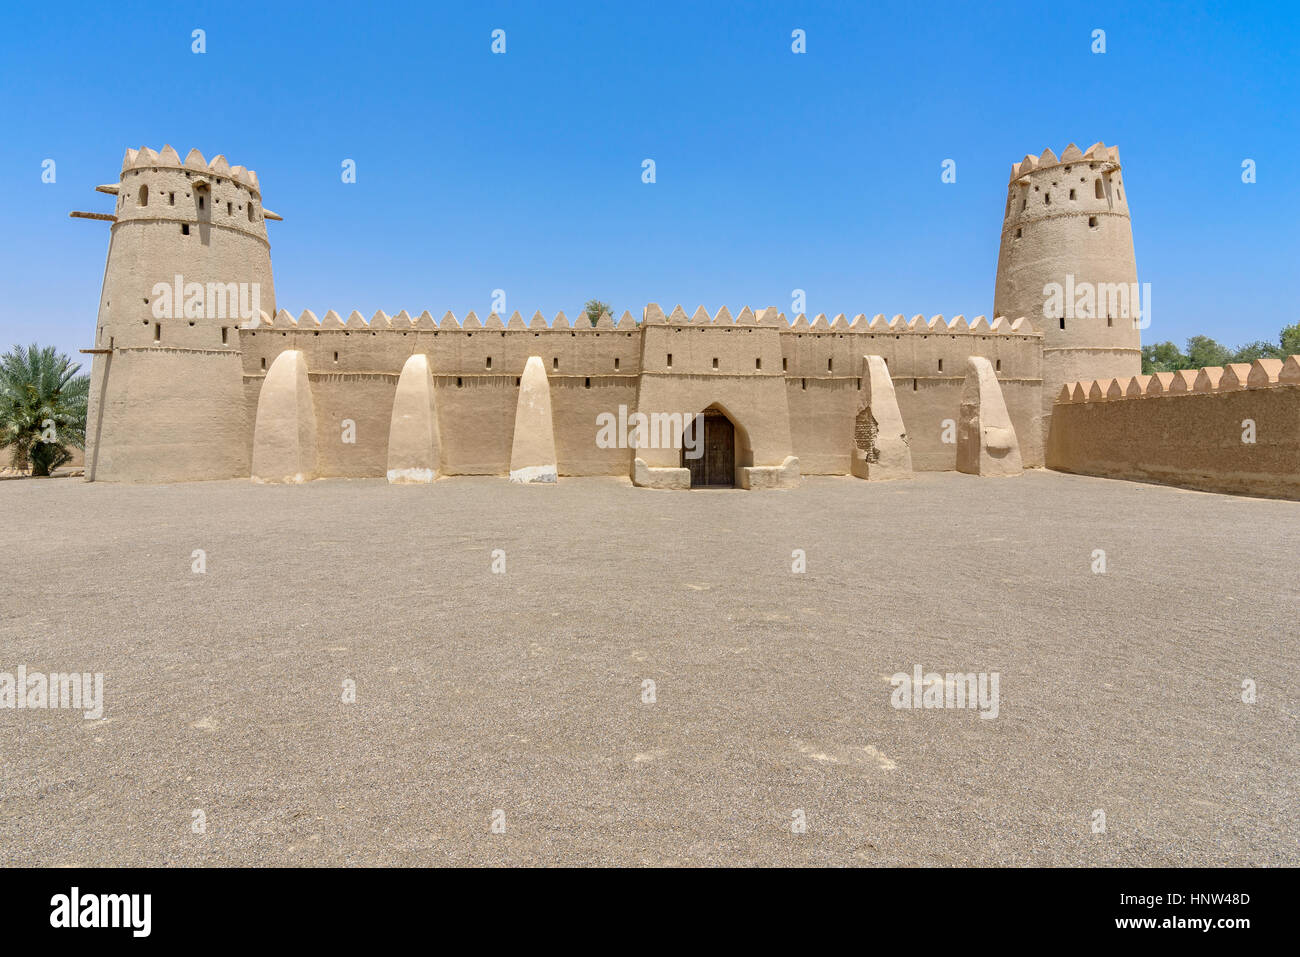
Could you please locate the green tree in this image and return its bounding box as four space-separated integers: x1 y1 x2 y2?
1230 339 1284 363
1184 335 1231 370
583 299 613 328
1141 341 1187 373
0 344 89 477
1279 322 1300 356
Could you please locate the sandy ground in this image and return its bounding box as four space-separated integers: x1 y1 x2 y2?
0 470 1296 866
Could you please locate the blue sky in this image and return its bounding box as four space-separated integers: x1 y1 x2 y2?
1 0 1296 363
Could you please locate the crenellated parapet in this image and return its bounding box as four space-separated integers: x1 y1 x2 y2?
243 304 1042 338
1055 357 1300 405
107 146 281 242
249 308 645 331
1007 141 1121 182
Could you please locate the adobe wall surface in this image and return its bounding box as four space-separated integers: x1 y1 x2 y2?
1047 360 1300 499
779 315 1043 471
239 311 643 477
92 349 250 483
236 307 1042 482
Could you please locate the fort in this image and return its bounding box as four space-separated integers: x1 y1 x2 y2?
72 142 1299 498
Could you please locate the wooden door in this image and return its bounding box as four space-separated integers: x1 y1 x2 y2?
683 411 735 487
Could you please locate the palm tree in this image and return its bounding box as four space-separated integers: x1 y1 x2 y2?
0 344 90 477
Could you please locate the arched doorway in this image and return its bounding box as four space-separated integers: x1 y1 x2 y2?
682 409 735 488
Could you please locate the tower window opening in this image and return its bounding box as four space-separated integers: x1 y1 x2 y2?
801 378 807 390
168 192 175 205
181 224 189 235
1015 228 1022 238
1044 193 1051 205
782 357 788 371
712 357 719 369
614 357 620 370
756 357 762 369
153 323 160 341
248 203 255 222
260 357 266 370
456 377 463 388
1088 216 1098 228
584 377 591 389
827 358 833 372
333 351 339 362
137 185 148 206
996 359 1001 371
913 379 918 391
856 377 862 389
1059 317 1066 330
198 195 205 210
1021 199 1026 210
1069 188 1076 200
485 356 492 369
221 327 228 344
227 201 232 215
938 358 943 371
1095 178 1104 199
1107 316 1113 327
667 353 672 368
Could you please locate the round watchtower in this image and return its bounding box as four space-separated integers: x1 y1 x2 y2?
81 146 279 481
993 142 1142 435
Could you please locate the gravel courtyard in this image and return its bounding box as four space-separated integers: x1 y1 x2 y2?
1 471 1296 866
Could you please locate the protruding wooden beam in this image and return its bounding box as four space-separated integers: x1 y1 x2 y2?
95 184 119 195
79 348 113 355
69 211 116 222
263 208 283 221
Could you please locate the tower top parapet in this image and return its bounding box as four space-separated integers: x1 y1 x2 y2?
121 145 262 196
1009 142 1120 182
